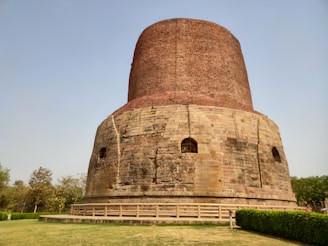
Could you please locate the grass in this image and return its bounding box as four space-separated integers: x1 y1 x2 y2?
0 220 302 246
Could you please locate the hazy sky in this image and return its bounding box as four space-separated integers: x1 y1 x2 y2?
1 0 327 184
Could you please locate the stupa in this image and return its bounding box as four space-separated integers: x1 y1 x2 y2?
83 18 296 206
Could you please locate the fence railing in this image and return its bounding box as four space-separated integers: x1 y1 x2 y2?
70 203 304 222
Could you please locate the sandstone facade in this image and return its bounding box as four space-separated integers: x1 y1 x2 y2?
84 18 296 206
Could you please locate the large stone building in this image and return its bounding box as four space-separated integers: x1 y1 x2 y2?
83 18 296 206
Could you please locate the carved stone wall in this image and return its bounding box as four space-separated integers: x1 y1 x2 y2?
84 105 296 205
83 18 296 206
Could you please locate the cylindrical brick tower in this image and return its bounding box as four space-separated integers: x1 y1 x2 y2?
84 18 296 206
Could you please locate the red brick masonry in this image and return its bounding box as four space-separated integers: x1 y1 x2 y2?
117 18 253 116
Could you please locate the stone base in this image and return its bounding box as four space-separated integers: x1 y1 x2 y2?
85 104 296 206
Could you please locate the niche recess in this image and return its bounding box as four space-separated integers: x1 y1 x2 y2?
99 147 107 159
272 147 281 162
181 138 198 153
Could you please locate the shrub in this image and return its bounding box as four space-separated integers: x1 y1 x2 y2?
0 212 64 221
0 212 7 221
236 209 328 246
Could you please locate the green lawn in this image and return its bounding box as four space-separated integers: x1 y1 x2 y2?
0 220 302 246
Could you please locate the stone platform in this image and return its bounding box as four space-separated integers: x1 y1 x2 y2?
39 203 304 224
39 214 228 224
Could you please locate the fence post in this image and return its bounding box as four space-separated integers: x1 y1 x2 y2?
229 210 233 229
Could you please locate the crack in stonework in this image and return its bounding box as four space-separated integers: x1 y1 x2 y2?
111 115 121 186
257 117 263 188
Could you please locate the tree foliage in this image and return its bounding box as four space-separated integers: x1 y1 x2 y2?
57 175 85 205
0 163 10 190
45 175 86 212
0 163 87 213
0 163 10 210
291 175 328 206
11 180 30 212
28 166 53 213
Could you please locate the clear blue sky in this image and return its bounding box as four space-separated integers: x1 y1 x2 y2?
1 0 327 184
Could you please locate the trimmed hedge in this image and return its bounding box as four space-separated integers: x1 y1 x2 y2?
0 212 63 221
236 209 328 246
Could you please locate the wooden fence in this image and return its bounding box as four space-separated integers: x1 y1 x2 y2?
70 203 304 222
